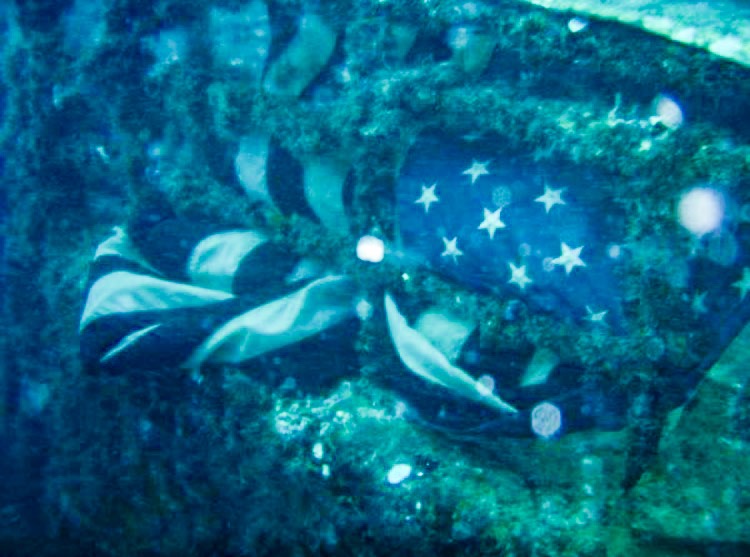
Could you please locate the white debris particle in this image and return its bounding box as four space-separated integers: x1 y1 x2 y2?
448 26 470 50
652 94 683 129
94 145 109 161
355 298 374 321
387 463 412 485
322 464 331 478
568 17 588 33
312 442 324 460
356 235 385 263
607 243 622 259
476 374 495 397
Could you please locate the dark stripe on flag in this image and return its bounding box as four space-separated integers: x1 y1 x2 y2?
232 241 301 298
266 138 318 222
80 298 245 374
131 217 228 282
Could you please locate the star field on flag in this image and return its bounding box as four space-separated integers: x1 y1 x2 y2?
396 131 627 328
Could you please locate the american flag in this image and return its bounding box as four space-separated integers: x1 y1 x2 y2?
79 129 750 438
395 129 750 413
397 130 628 331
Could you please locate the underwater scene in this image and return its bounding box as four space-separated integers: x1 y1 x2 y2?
2 0 750 555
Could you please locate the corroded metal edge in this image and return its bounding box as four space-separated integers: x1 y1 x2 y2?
523 0 750 67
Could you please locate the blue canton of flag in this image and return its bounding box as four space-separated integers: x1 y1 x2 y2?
397 131 628 330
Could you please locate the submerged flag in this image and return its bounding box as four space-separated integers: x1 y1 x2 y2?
79 129 750 439
397 130 627 330
392 129 750 432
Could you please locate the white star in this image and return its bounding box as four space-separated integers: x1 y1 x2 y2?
691 291 708 314
585 305 608 324
441 237 463 263
535 185 566 214
733 267 750 300
478 207 506 239
415 183 439 213
462 160 490 184
508 262 532 290
552 242 586 275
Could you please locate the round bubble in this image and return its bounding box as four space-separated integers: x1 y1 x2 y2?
356 235 385 263
654 94 684 129
678 187 724 236
531 402 562 438
607 243 622 260
491 185 513 208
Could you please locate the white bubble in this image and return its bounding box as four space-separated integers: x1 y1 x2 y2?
653 94 684 129
387 463 412 485
678 187 725 236
607 244 622 259
531 402 562 438
356 235 385 263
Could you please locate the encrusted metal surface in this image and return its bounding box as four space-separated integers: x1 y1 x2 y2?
523 0 750 66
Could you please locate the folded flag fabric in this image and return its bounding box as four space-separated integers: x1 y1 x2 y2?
392 129 750 435
79 209 358 378
79 129 750 440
